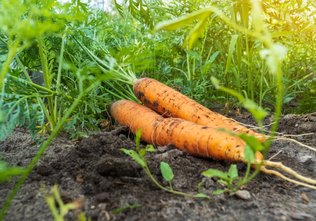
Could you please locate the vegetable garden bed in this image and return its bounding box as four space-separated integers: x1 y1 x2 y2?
1 113 315 221
1 0 315 220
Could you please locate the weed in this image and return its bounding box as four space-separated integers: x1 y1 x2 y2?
111 203 142 215
122 129 210 199
46 185 89 221
202 164 239 194
0 161 24 182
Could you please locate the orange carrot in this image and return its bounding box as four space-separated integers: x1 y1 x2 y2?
111 100 263 163
133 77 267 142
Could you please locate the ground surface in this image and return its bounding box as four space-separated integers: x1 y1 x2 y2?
0 112 315 221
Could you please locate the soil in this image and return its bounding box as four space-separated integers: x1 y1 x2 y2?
0 113 315 221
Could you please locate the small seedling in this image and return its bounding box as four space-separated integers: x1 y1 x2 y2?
0 161 24 182
201 131 264 194
46 185 89 221
121 129 210 199
111 203 142 215
160 161 174 190
202 164 239 194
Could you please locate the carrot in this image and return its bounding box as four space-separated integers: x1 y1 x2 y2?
133 77 267 142
110 99 263 163
111 100 316 189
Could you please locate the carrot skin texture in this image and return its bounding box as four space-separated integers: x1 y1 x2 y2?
110 100 162 143
133 78 267 142
110 100 263 162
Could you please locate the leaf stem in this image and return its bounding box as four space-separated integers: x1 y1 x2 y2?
38 37 56 129
0 42 19 89
53 33 67 123
143 165 207 198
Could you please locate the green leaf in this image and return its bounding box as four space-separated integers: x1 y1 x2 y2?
145 145 155 152
244 145 255 164
135 129 142 150
194 193 209 198
138 144 155 158
212 189 226 195
239 133 264 151
0 161 24 182
160 162 174 182
208 51 220 63
111 203 142 215
259 43 287 75
218 179 228 186
186 16 209 49
211 76 220 89
0 110 7 123
202 51 220 74
121 149 146 168
228 164 238 180
225 34 239 73
242 99 268 122
211 79 268 123
139 149 147 158
155 9 211 31
202 168 229 181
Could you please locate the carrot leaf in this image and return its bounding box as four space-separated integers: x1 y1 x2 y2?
160 162 174 182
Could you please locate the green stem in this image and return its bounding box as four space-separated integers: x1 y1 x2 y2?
239 167 261 187
264 67 284 156
74 37 137 84
0 83 98 220
186 51 191 81
205 7 264 41
242 162 252 183
259 66 264 107
15 56 32 81
54 34 66 122
103 81 138 102
7 74 56 95
144 166 204 198
0 43 19 89
168 181 173 191
38 37 56 129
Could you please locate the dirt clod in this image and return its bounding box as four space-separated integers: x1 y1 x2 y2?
235 190 251 200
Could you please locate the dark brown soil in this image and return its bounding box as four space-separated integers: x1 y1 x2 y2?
0 113 315 221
